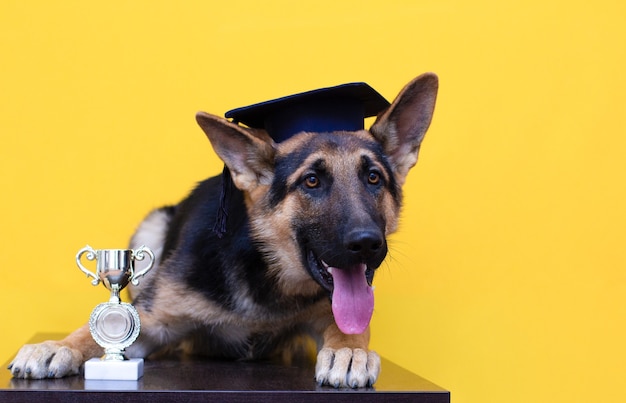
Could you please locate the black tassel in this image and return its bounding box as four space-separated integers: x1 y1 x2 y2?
213 165 232 238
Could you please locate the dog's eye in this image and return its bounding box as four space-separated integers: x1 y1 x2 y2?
367 171 381 185
304 174 321 189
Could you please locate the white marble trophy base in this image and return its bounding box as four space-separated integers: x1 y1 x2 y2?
84 357 144 380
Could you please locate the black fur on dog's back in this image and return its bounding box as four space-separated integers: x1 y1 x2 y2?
130 174 329 360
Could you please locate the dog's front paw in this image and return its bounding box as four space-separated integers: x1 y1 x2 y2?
8 341 83 379
315 347 380 388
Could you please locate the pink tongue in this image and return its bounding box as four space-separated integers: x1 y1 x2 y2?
330 264 374 335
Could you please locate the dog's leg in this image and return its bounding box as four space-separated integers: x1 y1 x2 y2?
8 324 101 379
9 208 173 379
8 302 178 379
315 324 381 388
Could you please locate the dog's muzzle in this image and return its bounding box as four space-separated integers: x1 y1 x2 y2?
305 229 385 335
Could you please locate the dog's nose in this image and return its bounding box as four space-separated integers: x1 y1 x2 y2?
345 229 384 258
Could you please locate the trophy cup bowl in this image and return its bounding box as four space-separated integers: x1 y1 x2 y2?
76 246 155 298
76 245 155 380
94 249 134 292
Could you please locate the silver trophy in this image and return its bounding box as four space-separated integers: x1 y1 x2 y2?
76 245 154 380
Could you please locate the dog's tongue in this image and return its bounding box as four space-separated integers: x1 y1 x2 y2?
330 264 374 335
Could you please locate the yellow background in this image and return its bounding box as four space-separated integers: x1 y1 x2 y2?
1 1 625 402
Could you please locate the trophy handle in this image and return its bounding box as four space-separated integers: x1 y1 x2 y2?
131 245 155 286
76 245 100 286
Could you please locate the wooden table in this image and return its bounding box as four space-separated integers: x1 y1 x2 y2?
1 333 449 402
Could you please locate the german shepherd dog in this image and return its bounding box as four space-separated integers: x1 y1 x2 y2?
9 73 438 388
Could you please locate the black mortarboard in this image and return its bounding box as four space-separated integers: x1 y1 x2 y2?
213 82 390 237
225 82 390 142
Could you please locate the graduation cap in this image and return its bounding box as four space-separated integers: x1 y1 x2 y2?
225 82 390 142
213 82 391 237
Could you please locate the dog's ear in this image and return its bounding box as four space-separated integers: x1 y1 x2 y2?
370 73 438 185
196 112 276 192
